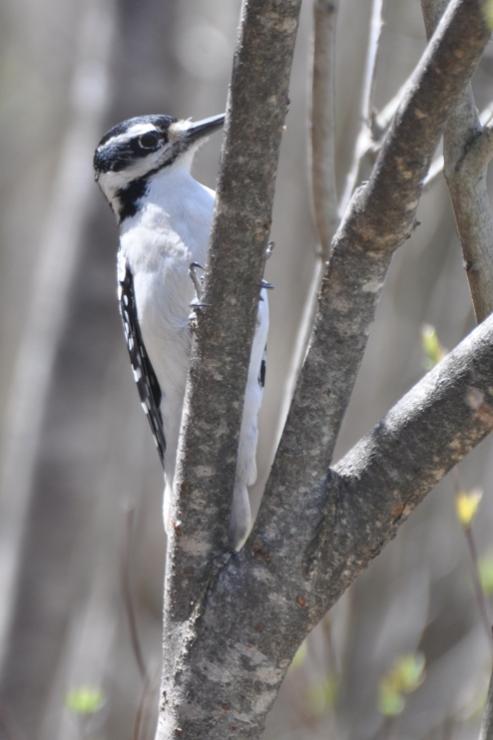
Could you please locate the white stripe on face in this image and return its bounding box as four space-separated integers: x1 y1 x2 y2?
100 122 158 150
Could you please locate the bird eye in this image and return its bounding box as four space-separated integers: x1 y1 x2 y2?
138 132 160 150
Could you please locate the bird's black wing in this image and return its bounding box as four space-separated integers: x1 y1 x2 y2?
258 348 267 388
118 260 166 467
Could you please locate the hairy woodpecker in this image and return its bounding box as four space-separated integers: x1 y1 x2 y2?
93 113 268 549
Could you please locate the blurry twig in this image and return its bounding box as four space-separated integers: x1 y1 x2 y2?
122 508 149 685
453 471 493 651
339 0 387 212
0 0 115 668
463 525 493 650
133 675 150 740
295 0 340 426
361 0 386 135
480 665 493 740
0 704 25 740
310 0 339 260
321 614 339 678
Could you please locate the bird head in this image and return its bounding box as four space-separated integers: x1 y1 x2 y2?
93 113 224 221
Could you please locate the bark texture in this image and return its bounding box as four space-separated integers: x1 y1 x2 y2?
310 0 339 258
255 0 490 546
158 316 493 740
155 1 492 738
158 0 302 737
422 0 493 321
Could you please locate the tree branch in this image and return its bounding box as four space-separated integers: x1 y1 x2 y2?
422 0 493 321
318 313 493 606
166 0 301 616
154 3 492 737
423 101 493 188
157 0 301 737
155 314 493 740
361 0 386 132
310 0 339 260
255 0 490 546
480 662 493 740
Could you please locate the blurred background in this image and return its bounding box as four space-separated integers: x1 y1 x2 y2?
0 0 493 738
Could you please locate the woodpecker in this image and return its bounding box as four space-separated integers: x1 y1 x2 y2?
93 113 268 549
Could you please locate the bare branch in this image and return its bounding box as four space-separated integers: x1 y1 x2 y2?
121 508 148 685
480 664 493 740
321 313 493 607
256 0 491 546
423 152 445 189
423 102 493 189
157 0 301 736
0 0 115 675
151 314 493 740
310 0 339 259
361 0 386 131
146 4 493 737
166 0 301 616
422 0 493 321
339 0 387 213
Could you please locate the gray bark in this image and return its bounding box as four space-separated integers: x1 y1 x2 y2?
164 0 302 632
310 0 339 259
155 1 492 738
157 313 493 740
158 0 302 736
422 0 493 322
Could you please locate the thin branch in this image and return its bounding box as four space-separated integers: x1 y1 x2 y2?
298 0 339 421
0 0 115 667
479 663 493 740
256 0 491 547
339 0 387 213
310 0 339 259
133 675 151 740
423 102 493 189
423 152 445 189
361 0 386 131
121 508 148 685
463 525 493 650
158 313 493 739
315 312 493 607
422 0 493 321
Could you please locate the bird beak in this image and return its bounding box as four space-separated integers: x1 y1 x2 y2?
185 114 225 142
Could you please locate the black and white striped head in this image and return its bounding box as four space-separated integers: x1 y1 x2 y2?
93 113 224 222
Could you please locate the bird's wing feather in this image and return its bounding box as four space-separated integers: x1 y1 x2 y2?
118 259 166 467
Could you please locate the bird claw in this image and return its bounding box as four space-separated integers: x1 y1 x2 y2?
189 298 210 310
188 298 210 329
189 262 205 302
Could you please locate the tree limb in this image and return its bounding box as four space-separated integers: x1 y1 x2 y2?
310 0 339 259
361 0 386 133
157 0 302 737
422 0 493 321
154 314 493 740
423 101 493 188
154 2 492 737
166 0 301 617
255 0 490 546
318 313 493 605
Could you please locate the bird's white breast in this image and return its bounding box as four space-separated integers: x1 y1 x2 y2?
118 167 215 405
